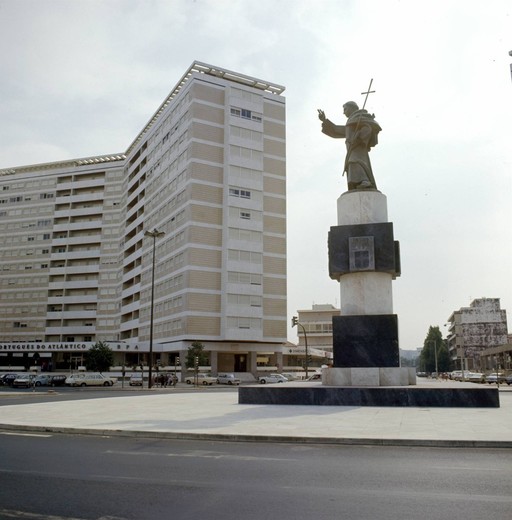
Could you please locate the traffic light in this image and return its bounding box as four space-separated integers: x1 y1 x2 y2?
194 356 199 368
175 356 180 365
291 316 298 327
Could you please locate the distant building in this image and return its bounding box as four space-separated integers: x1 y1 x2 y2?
288 304 338 367
0 62 287 376
446 298 508 371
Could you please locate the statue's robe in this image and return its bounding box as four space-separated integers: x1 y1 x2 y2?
322 109 381 190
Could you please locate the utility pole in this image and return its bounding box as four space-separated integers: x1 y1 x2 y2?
292 316 309 379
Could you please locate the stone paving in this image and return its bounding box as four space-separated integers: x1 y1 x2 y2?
1 380 511 447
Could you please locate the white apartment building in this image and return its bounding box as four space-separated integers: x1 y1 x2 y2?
0 62 287 376
291 304 337 366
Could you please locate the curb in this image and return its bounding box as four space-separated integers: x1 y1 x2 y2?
1 423 511 449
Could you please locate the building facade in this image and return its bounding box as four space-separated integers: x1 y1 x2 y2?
446 298 508 371
291 304 337 366
0 62 287 376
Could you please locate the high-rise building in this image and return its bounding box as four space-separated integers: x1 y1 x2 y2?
0 62 287 375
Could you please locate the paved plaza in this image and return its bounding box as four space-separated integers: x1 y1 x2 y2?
1 380 511 448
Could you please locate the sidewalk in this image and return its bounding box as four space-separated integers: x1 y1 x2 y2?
1 381 511 448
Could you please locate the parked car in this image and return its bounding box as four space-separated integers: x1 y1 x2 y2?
66 373 117 387
12 374 35 388
216 373 241 385
464 372 485 383
506 375 512 386
259 374 288 384
49 375 67 386
281 372 299 381
0 373 19 386
485 373 506 384
33 374 52 387
185 373 217 385
306 372 322 381
129 373 143 386
450 370 471 381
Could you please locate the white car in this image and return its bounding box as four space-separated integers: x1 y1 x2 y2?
129 373 143 386
185 373 217 385
259 374 288 384
66 373 117 387
12 374 35 388
464 372 485 383
216 373 241 385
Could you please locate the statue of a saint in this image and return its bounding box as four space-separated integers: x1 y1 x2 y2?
318 101 381 190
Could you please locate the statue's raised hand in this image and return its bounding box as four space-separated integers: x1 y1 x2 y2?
317 109 326 122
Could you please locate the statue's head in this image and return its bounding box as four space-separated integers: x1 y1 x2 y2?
343 101 359 117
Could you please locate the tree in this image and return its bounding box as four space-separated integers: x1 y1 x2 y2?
185 341 209 369
84 341 114 372
419 326 451 374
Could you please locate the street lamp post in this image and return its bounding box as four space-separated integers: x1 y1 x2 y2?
144 228 165 389
292 316 309 379
429 340 438 377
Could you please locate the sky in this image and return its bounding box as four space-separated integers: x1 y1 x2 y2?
0 0 510 351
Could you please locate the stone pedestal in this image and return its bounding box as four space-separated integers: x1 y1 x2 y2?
328 189 405 384
332 314 399 367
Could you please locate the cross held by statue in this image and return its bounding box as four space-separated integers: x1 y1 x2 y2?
360 79 375 110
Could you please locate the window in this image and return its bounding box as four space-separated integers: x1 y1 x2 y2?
228 249 262 264
230 146 262 162
227 316 262 330
229 187 251 199
230 106 262 122
13 322 27 328
228 294 262 307
228 271 262 285
240 211 250 220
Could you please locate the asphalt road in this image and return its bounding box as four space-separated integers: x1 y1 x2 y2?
0 431 511 520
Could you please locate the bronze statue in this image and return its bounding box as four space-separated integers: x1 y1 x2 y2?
318 101 381 190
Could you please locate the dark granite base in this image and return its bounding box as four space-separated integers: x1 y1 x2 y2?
332 315 399 367
239 385 499 408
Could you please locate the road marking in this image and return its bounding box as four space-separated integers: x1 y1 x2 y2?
0 432 52 438
104 449 290 461
0 509 129 520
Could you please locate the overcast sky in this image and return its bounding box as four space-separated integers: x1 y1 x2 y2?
0 0 510 350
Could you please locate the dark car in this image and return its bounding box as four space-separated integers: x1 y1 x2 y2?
0 373 19 386
49 375 67 386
